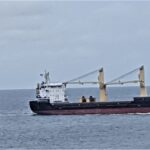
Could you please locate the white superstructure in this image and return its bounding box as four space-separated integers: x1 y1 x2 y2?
36 72 67 103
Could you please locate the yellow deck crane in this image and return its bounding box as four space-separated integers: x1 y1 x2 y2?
64 66 148 102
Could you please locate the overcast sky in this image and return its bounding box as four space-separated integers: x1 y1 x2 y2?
0 1 150 89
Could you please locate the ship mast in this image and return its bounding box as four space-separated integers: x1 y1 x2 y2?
98 68 108 102
139 66 148 97
44 71 50 84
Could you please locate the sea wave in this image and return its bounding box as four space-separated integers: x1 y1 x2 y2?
0 112 31 117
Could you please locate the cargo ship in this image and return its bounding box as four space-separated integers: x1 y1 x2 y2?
29 66 150 115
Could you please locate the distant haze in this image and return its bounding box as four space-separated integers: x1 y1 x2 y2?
0 1 150 89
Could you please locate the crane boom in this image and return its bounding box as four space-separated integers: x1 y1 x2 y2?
65 81 99 85
64 68 99 84
63 66 146 90
65 80 140 86
106 67 140 85
106 80 140 85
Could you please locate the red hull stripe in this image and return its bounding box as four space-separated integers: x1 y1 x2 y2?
35 107 150 115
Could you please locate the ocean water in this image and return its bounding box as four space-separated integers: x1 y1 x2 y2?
1 87 150 149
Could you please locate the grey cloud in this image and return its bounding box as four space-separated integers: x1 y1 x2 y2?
0 1 150 89
0 1 50 17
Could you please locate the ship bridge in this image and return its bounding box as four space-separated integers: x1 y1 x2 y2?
36 72 67 103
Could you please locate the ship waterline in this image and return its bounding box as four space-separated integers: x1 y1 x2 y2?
31 108 150 115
